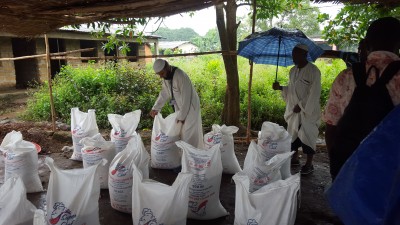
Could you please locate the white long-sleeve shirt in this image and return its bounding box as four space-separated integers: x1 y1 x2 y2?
281 62 321 150
152 67 204 148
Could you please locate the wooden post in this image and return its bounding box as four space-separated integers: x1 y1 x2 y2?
44 34 57 132
246 0 257 143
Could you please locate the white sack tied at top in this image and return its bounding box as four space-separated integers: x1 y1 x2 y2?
151 112 182 169
1 131 43 193
0 176 37 225
0 130 23 184
177 140 228 220
81 133 116 189
255 121 292 179
108 134 150 213
203 124 241 174
70 107 99 161
45 157 106 225
108 110 141 153
131 164 192 225
233 172 300 225
243 141 294 193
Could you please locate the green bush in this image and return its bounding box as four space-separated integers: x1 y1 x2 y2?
24 56 346 131
24 61 161 129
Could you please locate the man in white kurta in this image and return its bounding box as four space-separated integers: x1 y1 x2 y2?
150 59 204 149
273 44 321 175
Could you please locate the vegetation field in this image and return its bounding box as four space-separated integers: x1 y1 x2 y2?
23 55 346 132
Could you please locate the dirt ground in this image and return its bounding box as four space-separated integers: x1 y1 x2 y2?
0 94 342 225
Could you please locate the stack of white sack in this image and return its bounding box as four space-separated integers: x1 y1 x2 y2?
203 124 241 174
45 157 105 225
131 164 192 225
0 176 37 225
70 108 99 161
177 141 228 220
108 134 150 213
243 141 294 192
255 121 292 179
151 112 182 169
108 110 141 153
81 133 116 189
233 172 300 225
1 130 43 193
236 141 300 225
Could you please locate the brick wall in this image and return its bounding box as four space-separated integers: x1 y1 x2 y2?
0 35 154 89
0 37 16 89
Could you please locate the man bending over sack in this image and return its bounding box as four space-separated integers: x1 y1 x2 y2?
150 59 204 149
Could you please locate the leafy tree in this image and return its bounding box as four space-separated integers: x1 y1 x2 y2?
318 4 400 48
277 1 321 36
238 0 321 39
215 0 316 128
153 27 200 41
191 28 221 52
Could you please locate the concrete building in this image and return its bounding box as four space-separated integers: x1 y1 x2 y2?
0 30 160 90
159 41 198 54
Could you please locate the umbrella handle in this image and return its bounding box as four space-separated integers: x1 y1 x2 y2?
275 35 281 82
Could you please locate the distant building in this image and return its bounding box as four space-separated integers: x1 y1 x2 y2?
159 41 198 54
0 29 160 90
311 37 337 51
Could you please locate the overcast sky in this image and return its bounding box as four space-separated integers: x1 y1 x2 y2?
143 3 343 36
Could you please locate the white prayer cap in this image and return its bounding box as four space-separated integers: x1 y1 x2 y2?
294 44 309 52
153 59 167 73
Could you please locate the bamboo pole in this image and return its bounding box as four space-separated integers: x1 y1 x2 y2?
50 50 238 60
246 0 257 144
44 34 57 132
0 48 96 61
0 50 237 61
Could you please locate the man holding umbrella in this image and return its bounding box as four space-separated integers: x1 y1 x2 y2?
273 44 321 175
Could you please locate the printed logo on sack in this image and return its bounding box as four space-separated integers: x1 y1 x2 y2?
49 202 76 225
207 134 221 144
155 132 168 142
261 138 278 149
138 208 164 225
189 200 208 216
82 147 102 154
111 163 128 177
5 152 15 160
247 219 259 225
114 129 127 138
72 125 84 136
251 175 271 186
189 158 211 170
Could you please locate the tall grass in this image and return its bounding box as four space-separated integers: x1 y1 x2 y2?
24 56 346 131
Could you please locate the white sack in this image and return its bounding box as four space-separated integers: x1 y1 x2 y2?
81 133 116 189
33 209 47 225
45 157 104 225
108 134 150 213
132 165 192 225
233 172 300 225
204 124 241 174
70 107 99 161
253 121 292 179
243 141 294 192
151 112 182 169
0 130 23 184
4 139 43 193
108 110 141 153
177 141 228 220
0 176 37 225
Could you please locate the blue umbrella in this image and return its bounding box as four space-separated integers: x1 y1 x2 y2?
238 27 324 80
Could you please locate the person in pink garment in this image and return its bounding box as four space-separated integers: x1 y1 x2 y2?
323 17 400 180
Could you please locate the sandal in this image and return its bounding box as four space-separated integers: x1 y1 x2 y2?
301 164 314 175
